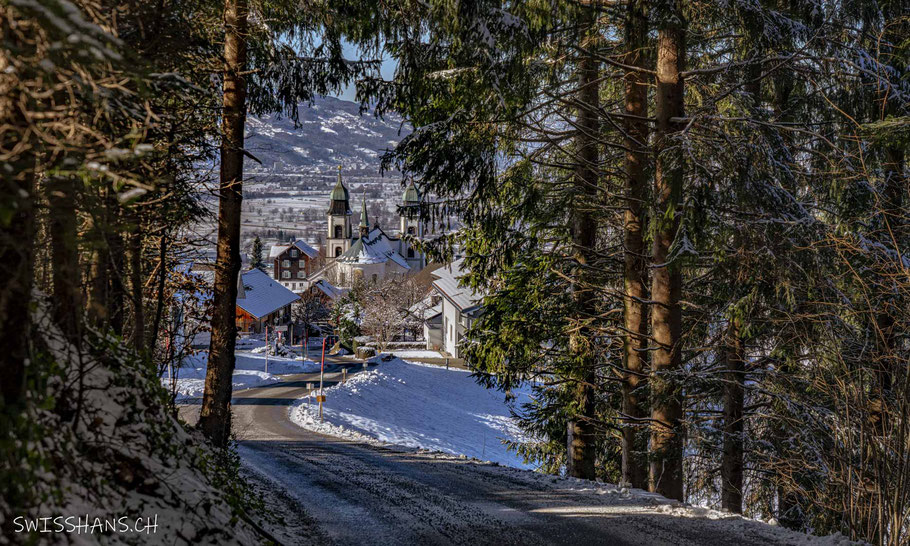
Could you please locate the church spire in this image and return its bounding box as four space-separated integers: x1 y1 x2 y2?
359 193 369 237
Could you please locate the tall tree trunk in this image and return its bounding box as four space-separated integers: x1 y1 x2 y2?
721 317 745 512
566 3 602 481
720 45 761 515
649 0 686 502
129 219 145 353
0 52 35 407
198 0 249 447
47 176 82 342
108 204 125 336
0 168 34 408
87 208 109 328
620 0 650 490
148 231 168 354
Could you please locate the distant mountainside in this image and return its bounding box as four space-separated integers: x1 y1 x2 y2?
245 96 409 172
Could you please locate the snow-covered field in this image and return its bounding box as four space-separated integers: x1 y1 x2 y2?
290 358 533 468
165 347 320 399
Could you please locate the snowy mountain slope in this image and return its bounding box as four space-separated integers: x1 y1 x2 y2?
245 96 410 171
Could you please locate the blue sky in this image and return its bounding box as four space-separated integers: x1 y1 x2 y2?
334 41 398 103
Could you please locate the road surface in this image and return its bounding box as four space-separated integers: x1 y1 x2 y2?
180 357 805 546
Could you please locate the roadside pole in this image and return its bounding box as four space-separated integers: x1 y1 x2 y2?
165 333 173 385
317 337 327 422
265 326 269 375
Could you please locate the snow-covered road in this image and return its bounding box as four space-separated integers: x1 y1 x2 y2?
179 359 847 545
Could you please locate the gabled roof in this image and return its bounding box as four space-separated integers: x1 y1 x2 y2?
337 227 411 270
236 268 300 319
311 278 344 300
269 239 319 260
431 258 482 311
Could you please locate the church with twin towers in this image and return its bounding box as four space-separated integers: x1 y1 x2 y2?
318 166 426 288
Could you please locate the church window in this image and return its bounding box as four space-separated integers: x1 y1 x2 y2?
335 247 342 257
407 248 415 258
334 225 343 238
407 226 415 235
372 274 378 284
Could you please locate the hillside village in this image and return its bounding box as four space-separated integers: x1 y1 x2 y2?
180 165 477 362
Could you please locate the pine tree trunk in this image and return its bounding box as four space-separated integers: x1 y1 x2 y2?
87 210 109 328
198 0 249 447
129 222 145 353
47 176 82 341
566 4 602 481
649 0 686 502
0 167 34 407
0 54 35 406
108 203 125 336
721 317 745 513
148 231 167 354
719 48 761 515
620 0 650 490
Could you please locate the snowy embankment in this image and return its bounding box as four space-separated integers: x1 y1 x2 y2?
290 358 533 469
165 345 320 400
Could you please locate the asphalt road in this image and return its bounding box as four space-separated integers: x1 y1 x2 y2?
180 357 797 546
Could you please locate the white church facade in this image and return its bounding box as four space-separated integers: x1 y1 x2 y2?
315 168 426 289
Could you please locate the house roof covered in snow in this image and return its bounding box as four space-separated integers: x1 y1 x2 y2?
337 227 410 270
431 258 483 311
269 239 319 260
236 268 300 319
311 278 345 300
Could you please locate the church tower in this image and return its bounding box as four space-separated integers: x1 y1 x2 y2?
399 180 425 270
326 166 352 260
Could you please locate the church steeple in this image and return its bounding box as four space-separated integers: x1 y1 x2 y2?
327 165 351 215
359 194 369 237
326 165 353 260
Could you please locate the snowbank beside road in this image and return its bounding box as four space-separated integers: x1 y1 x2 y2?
290 358 533 469
165 349 320 399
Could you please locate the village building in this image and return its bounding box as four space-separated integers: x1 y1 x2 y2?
269 238 319 292
235 268 300 334
316 168 426 288
424 258 483 358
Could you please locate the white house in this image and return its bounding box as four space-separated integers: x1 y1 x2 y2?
425 258 483 358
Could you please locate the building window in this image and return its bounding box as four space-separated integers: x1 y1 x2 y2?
339 271 346 285
282 259 290 268
290 249 298 257
291 282 296 290
335 247 342 257
407 248 415 258
282 270 290 279
407 226 415 235
334 225 343 238
297 270 305 279
371 273 378 284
